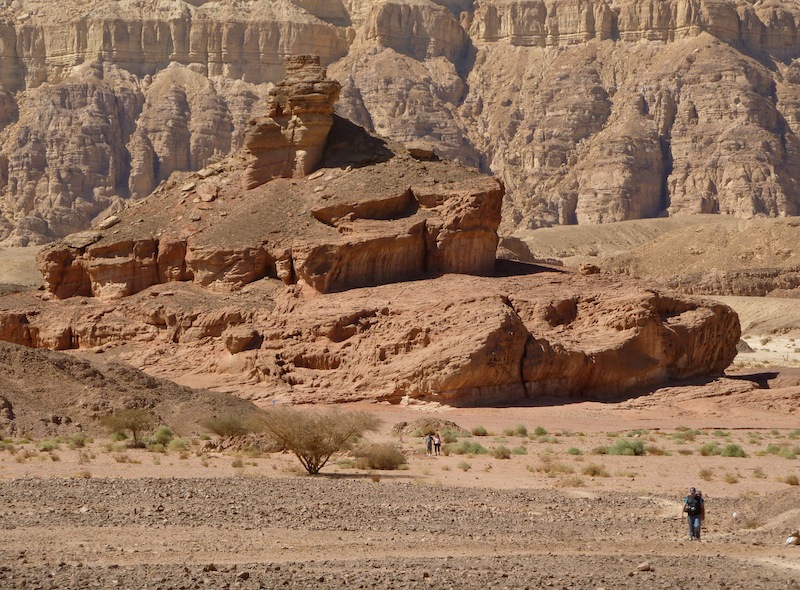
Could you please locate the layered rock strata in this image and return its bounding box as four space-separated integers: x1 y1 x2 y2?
0 271 740 404
35 115 503 299
242 55 341 189
2 1 800 243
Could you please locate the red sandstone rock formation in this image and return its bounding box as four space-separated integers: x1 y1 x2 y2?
0 271 740 404
242 56 341 189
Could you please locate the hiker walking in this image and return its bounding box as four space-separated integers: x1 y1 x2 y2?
683 486 704 540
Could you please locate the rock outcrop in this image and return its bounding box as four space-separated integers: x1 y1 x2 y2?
34 107 504 299
1 1 800 243
242 55 341 189
0 270 740 404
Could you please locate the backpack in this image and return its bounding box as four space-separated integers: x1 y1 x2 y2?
685 496 701 515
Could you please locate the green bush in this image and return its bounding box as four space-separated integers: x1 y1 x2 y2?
699 442 722 456
514 424 528 437
471 425 488 436
567 447 583 455
168 438 190 452
67 432 91 449
533 426 548 436
202 414 263 438
445 440 487 456
511 446 528 455
150 426 174 446
608 439 645 456
100 409 155 447
260 407 381 475
457 461 471 472
490 445 512 460
39 440 60 452
441 429 459 443
721 444 747 458
353 443 407 470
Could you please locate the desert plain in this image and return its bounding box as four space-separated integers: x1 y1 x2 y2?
2 244 800 590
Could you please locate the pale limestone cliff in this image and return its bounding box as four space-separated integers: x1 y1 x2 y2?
2 0 800 245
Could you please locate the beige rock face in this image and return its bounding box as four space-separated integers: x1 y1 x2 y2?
2 0 800 245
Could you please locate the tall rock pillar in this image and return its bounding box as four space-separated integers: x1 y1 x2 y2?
242 55 341 189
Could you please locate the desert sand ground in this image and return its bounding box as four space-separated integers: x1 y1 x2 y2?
2 238 800 589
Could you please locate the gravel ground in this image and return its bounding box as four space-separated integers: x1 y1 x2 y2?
2 477 800 590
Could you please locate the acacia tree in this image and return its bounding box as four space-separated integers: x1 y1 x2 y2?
100 408 155 447
261 407 381 475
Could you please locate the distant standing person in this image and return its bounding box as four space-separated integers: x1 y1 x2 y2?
433 433 441 456
425 433 433 456
683 486 704 540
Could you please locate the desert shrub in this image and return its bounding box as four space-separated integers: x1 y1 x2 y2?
535 456 574 476
67 432 91 449
231 457 244 468
677 449 693 456
471 425 488 436
441 429 459 443
699 468 714 481
591 445 609 455
567 447 583 455
712 430 730 438
490 445 512 460
671 429 701 443
514 424 528 437
721 444 747 458
533 426 548 436
38 440 60 452
783 474 799 486
445 440 487 456
699 442 722 456
101 409 155 447
582 463 609 477
457 461 471 471
511 446 527 455
168 438 189 452
608 439 645 456
202 413 264 438
556 475 585 488
723 472 739 484
353 443 407 470
259 407 381 475
150 426 174 447
502 427 515 437
751 467 766 479
644 445 670 456
765 443 799 459
149 443 167 454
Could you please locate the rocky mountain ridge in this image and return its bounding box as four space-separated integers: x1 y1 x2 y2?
0 58 740 406
1 0 800 244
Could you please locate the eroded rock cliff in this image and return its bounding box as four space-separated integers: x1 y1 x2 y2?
0 269 740 404
0 0 800 244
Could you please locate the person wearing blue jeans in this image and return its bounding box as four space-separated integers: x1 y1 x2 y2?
683 487 704 540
